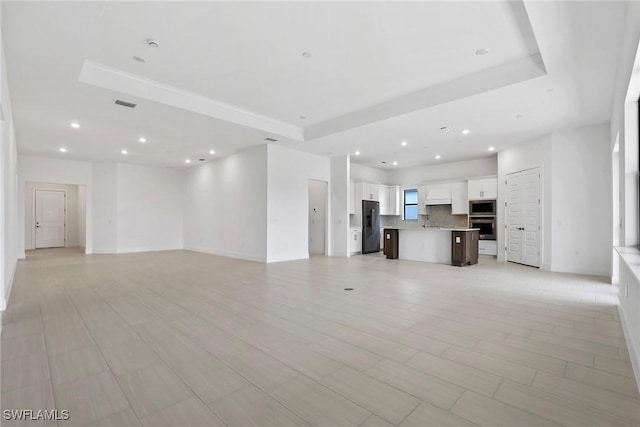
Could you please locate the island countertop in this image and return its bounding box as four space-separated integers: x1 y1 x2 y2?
380 227 478 264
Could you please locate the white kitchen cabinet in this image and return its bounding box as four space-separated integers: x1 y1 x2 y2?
418 185 428 215
389 185 400 215
378 185 389 214
468 177 497 200
478 240 498 256
359 182 379 201
451 182 468 215
349 229 362 254
379 185 401 215
349 179 356 214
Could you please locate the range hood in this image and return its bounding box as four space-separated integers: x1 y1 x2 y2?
425 188 452 205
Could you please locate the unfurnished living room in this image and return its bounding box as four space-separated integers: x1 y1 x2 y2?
1 1 640 426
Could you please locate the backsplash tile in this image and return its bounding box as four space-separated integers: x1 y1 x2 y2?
380 205 468 228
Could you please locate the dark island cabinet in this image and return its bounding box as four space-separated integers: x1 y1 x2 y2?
451 230 479 266
383 228 399 259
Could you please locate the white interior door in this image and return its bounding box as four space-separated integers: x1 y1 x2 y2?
506 168 540 267
506 173 523 263
35 190 66 248
308 180 327 255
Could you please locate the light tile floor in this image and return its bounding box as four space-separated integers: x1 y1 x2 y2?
1 248 639 426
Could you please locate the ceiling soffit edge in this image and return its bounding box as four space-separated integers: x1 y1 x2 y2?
78 60 305 142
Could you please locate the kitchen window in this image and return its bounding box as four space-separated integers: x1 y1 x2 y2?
404 189 418 220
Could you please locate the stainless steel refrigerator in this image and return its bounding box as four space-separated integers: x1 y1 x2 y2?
362 200 380 254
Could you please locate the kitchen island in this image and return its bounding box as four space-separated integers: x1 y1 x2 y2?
384 227 479 265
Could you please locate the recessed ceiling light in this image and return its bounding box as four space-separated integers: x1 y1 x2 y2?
138 137 146 143
209 150 215 155
475 48 490 56
70 122 80 129
515 114 524 119
59 147 67 153
392 161 398 166
488 146 495 152
185 159 191 164
401 140 408 146
354 151 360 156
121 149 128 154
302 51 312 58
462 129 470 135
147 39 159 48
133 56 146 63
435 155 441 159
440 126 450 132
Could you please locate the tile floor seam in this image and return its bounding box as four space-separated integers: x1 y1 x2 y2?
32 302 57 418
490 380 630 427
271 372 378 425
62 286 145 426
391 399 423 427
495 378 639 426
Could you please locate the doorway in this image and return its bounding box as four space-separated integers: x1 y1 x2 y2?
35 190 66 248
505 167 541 267
26 182 87 252
308 179 328 255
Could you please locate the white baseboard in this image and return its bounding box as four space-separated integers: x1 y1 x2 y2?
184 246 267 263
116 246 182 254
266 253 309 263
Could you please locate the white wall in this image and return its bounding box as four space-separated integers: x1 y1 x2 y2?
266 145 330 262
551 124 611 276
498 135 552 268
0 20 18 313
19 156 181 256
351 163 389 184
91 163 117 253
388 157 497 187
330 155 350 257
116 163 182 253
497 124 613 277
183 145 268 262
17 156 94 256
24 182 80 249
78 185 86 249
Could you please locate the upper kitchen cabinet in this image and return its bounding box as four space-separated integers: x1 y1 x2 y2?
468 177 497 200
379 185 400 215
359 182 379 201
349 179 356 215
418 185 428 215
451 182 468 215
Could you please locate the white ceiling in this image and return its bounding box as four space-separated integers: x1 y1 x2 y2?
2 1 628 169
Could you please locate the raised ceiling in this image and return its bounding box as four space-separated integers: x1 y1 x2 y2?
2 1 627 169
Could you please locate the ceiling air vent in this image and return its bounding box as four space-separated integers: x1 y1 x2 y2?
264 137 278 142
114 99 137 109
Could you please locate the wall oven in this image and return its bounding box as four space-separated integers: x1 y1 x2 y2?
469 200 496 216
469 216 496 240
